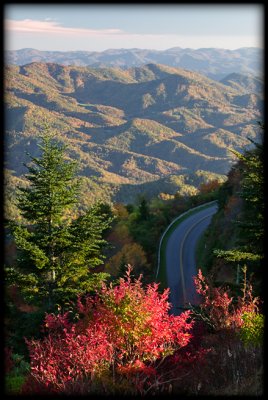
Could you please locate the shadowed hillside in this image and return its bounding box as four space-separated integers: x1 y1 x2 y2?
5 62 263 209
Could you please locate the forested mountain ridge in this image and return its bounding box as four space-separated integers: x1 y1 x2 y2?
6 47 262 80
4 57 264 396
5 62 263 209
220 72 263 95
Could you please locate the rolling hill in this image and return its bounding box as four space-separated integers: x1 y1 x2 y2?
5 47 263 81
4 62 263 209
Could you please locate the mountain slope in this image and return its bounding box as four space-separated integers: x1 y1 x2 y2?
6 47 263 80
5 62 263 206
220 72 263 95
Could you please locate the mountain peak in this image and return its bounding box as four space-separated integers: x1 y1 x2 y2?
6 47 262 81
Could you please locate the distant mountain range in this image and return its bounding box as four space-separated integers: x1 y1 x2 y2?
5 62 263 206
5 47 263 81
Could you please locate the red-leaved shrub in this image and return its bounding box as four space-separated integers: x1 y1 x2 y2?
194 269 260 331
25 266 193 395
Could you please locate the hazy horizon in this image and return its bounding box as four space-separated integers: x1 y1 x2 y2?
5 4 263 52
7 45 263 53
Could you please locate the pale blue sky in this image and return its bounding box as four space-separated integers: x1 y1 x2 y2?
4 4 264 51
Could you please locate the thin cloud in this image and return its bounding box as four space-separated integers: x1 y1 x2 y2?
5 19 123 36
5 19 261 51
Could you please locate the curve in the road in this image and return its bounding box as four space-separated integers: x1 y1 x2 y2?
179 212 216 305
163 203 218 314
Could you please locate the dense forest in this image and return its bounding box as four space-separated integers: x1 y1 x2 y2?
4 123 264 395
5 62 263 208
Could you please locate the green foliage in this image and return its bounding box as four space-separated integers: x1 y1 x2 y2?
6 129 112 308
213 249 262 262
19 133 79 219
240 312 264 348
137 197 150 221
5 352 30 395
5 375 26 395
9 353 30 375
5 305 46 357
106 177 224 282
217 141 263 265
200 131 264 289
104 197 173 280
128 202 164 274
235 143 264 258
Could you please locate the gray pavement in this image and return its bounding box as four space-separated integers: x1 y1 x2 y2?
165 203 218 315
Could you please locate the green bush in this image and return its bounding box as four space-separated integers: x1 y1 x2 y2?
5 375 26 394
240 312 264 347
5 352 30 394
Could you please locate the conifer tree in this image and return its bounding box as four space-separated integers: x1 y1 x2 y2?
236 140 264 257
138 197 150 221
214 131 264 282
6 129 112 308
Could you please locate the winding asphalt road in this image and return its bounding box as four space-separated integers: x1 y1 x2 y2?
165 203 218 315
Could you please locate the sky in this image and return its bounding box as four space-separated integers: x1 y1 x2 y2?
4 4 264 52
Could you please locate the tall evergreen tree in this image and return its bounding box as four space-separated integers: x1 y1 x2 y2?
214 132 264 286
137 197 150 221
236 140 264 257
6 130 112 309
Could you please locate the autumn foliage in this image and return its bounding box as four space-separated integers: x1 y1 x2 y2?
21 266 264 395
199 179 220 194
25 266 193 395
193 269 261 331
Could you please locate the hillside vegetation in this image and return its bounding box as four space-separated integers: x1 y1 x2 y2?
197 137 264 298
5 132 263 396
5 63 262 214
